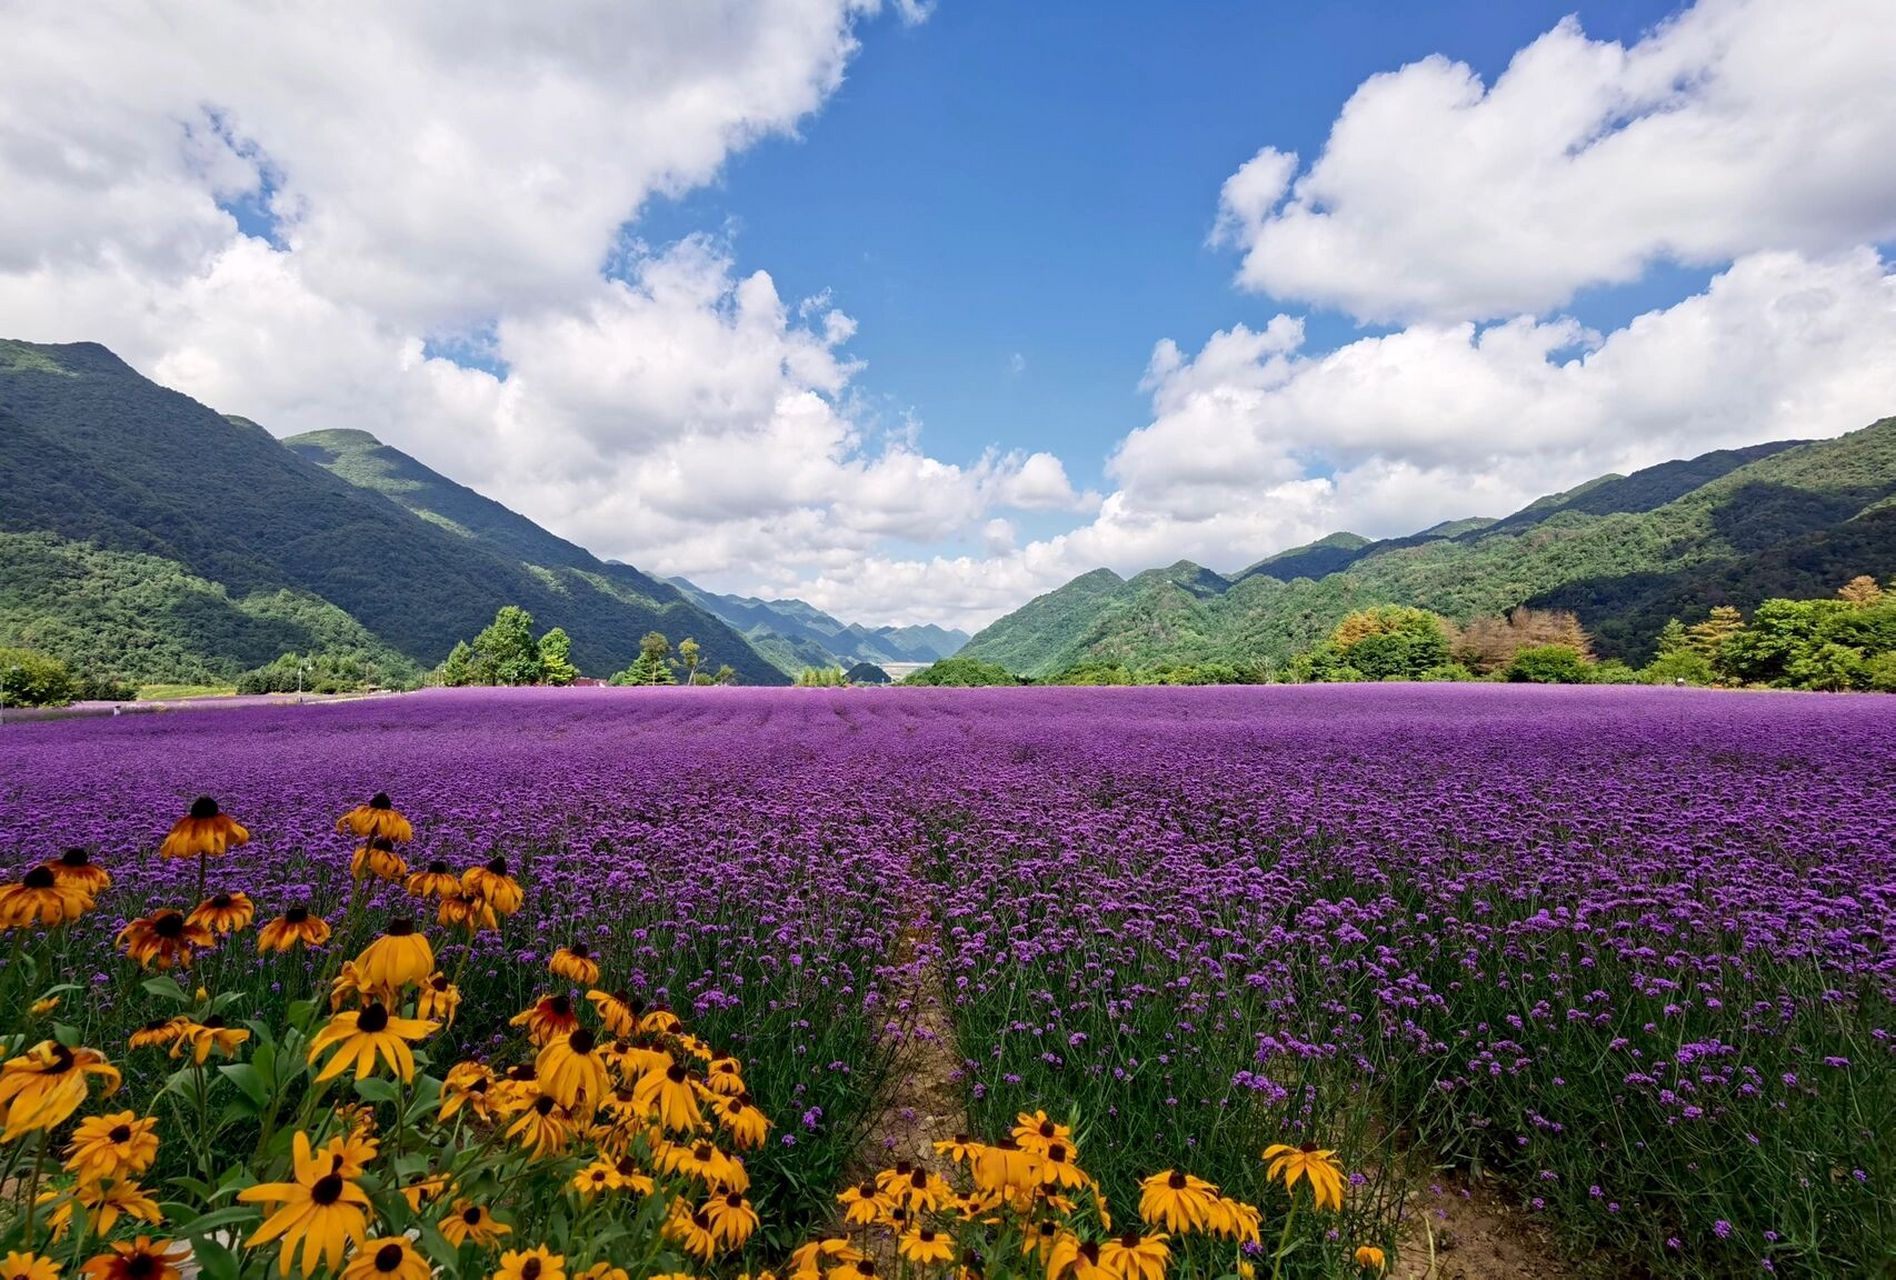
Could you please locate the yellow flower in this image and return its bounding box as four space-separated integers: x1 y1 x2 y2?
439 1062 498 1122
169 1017 250 1064
417 973 462 1025
80 1239 186 1280
65 1112 160 1182
1013 1109 1073 1152
970 1139 1040 1192
187 892 255 934
548 945 600 985
350 839 409 885
1138 1171 1220 1234
932 1133 977 1164
662 1205 720 1262
1046 1236 1113 1280
897 1229 955 1267
353 920 434 990
237 1132 373 1276
461 858 524 915
127 1019 187 1052
654 1138 746 1190
319 1130 380 1179
636 1058 705 1133
398 1175 449 1214
492 1247 564 1280
1097 1235 1168 1280
46 847 112 894
30 997 61 1017
258 906 332 953
336 793 414 843
837 1181 884 1226
116 911 213 971
42 1178 163 1238
403 860 461 900
159 797 248 859
1352 1245 1387 1273
1 1251 61 1280
578 1267 628 1280
308 1003 438 1083
1037 1140 1089 1189
1261 1143 1345 1213
440 1203 510 1249
343 1238 430 1280
703 1190 759 1247
437 893 499 935
0 1042 122 1140
1205 1197 1260 1245
511 995 580 1047
709 1092 769 1149
505 1094 577 1159
0 866 94 929
536 1030 610 1114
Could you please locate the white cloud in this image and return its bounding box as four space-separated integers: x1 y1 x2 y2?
1216 0 1896 322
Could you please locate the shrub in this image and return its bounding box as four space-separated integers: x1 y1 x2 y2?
0 646 76 706
1504 644 1593 684
904 656 1017 686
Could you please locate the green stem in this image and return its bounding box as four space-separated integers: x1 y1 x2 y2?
22 1128 50 1247
1268 1195 1299 1280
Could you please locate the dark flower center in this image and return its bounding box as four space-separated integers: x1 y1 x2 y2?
667 1064 688 1083
60 848 91 867
692 1143 713 1160
203 1015 227 1030
125 1256 159 1280
1300 1142 1319 1154
486 856 509 875
370 793 392 810
210 893 233 908
616 1157 638 1176
895 1161 913 1176
311 1173 345 1205
521 1261 541 1280
954 1132 969 1144
858 1180 876 1197
568 1028 596 1054
1039 1120 1056 1138
40 1044 74 1075
1079 1244 1100 1264
462 1206 483 1225
1037 1222 1057 1238
189 796 219 819
910 1170 928 1188
109 1123 133 1143
726 1191 744 1208
427 860 450 874
1121 1234 1141 1249
386 918 415 937
534 1096 556 1116
431 974 451 992
357 1003 391 1033
1048 1143 1067 1163
1167 1172 1186 1189
547 995 571 1017
154 912 186 939
919 1230 937 1244
285 906 310 924
369 837 395 852
22 866 56 889
569 943 590 958
374 1244 405 1272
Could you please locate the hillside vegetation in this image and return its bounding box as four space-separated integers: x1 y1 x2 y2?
0 340 782 684
959 421 1896 675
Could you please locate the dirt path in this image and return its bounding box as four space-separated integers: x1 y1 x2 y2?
857 926 967 1175
1392 1173 1577 1279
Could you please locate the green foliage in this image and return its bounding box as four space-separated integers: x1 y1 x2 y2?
903 656 1018 686
1640 647 1717 686
0 344 785 685
610 631 678 686
0 646 75 706
473 604 542 685
794 665 847 687
1331 606 1453 680
1415 662 1477 682
235 649 420 695
676 636 701 685
536 626 578 686
1505 644 1594 684
843 661 890 684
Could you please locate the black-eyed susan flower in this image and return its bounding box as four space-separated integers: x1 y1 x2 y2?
702 1055 745 1095
1046 1236 1112 1280
1138 1171 1218 1233
437 892 498 935
1036 1141 1089 1190
44 1178 164 1238
787 1239 861 1278
398 1175 449 1215
439 1202 510 1249
461 857 523 915
492 1247 564 1280
655 1138 745 1190
29 996 60 1017
46 847 111 894
127 1019 186 1051
1 1251 61 1280
403 860 460 900
65 1112 159 1182
1206 1196 1261 1245
702 1189 759 1247
711 1092 769 1149
187 894 253 938
1013 1109 1071 1152
536 1028 609 1113
342 1238 429 1280
439 1061 497 1122
353 919 433 990
0 1042 121 1139
318 1130 380 1179
308 1003 437 1083
839 1180 885 1225
898 1228 954 1267
505 1093 577 1159
932 1133 977 1164
548 944 599 985
511 994 580 1046
238 1132 372 1276
585 990 636 1037
80 1238 187 1280
160 797 248 860
662 1205 720 1262
1097 1234 1168 1280
328 962 391 1012
1352 1245 1387 1273
1262 1142 1345 1212
258 906 331 954
970 1138 1040 1193
569 1162 622 1198
336 793 413 844
578 1266 628 1280
350 839 408 885
116 910 212 971
638 1005 682 1035
637 1059 704 1134
417 972 461 1025
0 866 94 929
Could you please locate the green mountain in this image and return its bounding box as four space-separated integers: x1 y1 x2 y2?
958 422 1896 675
665 577 967 678
0 340 784 685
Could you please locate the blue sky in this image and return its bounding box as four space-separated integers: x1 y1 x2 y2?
4 0 1891 627
639 0 1694 500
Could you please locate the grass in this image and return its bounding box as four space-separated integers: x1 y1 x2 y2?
134 682 239 700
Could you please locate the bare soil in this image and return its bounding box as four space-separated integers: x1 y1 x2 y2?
1393 1173 1578 1279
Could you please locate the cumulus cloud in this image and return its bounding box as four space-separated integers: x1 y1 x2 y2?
1216 0 1896 322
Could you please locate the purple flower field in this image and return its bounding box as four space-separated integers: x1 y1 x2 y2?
3 683 1891 1275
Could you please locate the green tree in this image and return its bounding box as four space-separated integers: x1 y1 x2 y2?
474 605 542 685
1286 644 1363 684
438 640 481 687
678 637 702 685
1654 618 1691 656
611 631 676 686
1687 606 1745 663
1504 644 1593 684
1328 606 1452 680
904 657 1017 686
710 664 736 686
537 627 578 686
795 666 846 687
1641 648 1716 686
0 647 76 707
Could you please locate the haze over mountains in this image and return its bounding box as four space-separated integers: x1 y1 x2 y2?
663 580 966 678
960 421 1896 676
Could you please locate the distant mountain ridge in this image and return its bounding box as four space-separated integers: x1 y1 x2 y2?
958 424 1896 676
665 577 967 677
0 340 785 684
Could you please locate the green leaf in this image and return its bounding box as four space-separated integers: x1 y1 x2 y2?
353 1077 400 1104
143 974 191 1004
218 1062 270 1107
188 1234 241 1280
173 1205 261 1238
